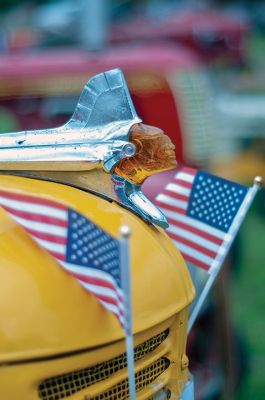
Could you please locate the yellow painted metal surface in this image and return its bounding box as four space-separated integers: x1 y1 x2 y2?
0 174 194 399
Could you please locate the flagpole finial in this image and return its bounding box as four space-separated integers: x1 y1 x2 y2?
120 225 131 238
254 176 263 187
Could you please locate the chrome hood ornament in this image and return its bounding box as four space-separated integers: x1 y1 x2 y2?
0 69 175 229
0 69 139 172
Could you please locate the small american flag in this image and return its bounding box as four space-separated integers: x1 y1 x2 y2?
0 190 124 327
155 166 248 273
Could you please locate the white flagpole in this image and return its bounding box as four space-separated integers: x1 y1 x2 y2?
120 225 136 400
188 176 262 333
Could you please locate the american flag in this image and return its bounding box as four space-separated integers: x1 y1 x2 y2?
0 190 125 326
155 167 248 273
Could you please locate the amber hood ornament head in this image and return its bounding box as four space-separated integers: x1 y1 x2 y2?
0 69 177 228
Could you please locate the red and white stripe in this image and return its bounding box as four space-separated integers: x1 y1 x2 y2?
0 190 125 326
154 167 230 272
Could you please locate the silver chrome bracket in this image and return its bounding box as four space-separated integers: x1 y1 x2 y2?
112 174 169 229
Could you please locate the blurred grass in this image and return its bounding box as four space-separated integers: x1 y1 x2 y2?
232 195 265 399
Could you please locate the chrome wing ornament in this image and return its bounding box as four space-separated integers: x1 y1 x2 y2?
0 69 139 172
0 68 171 228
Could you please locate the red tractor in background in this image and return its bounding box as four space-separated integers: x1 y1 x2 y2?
111 8 248 66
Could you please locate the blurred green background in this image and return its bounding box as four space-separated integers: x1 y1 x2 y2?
233 193 265 399
232 32 265 399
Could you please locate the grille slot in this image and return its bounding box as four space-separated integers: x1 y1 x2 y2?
91 357 170 400
38 329 169 400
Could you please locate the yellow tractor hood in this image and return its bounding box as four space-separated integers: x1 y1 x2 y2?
0 175 194 363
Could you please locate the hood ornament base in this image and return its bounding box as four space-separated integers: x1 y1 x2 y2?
3 169 168 229
111 174 169 228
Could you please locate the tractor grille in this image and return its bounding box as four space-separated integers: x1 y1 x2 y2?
38 329 169 400
169 69 216 166
91 357 170 400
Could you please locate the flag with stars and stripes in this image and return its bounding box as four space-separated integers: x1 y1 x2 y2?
154 166 249 273
0 190 125 327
